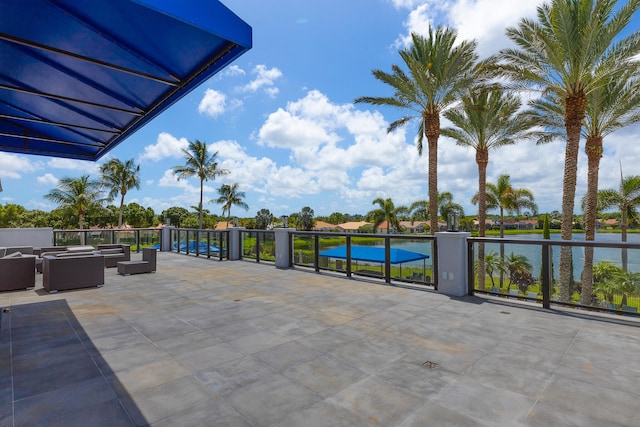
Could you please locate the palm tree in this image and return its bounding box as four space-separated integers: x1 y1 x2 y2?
490 0 640 303
366 197 408 234
172 140 229 229
99 158 141 229
476 174 537 287
597 173 640 271
213 183 248 225
44 175 105 232
475 174 537 238
355 27 478 235
442 88 539 289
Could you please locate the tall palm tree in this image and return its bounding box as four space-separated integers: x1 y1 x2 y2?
213 183 249 225
366 197 408 234
490 0 640 302
442 88 539 289
172 140 229 229
597 173 640 271
355 27 478 235
44 175 105 232
437 192 464 220
99 158 141 229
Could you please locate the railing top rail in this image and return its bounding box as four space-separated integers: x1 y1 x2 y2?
172 228 229 232
54 227 161 232
468 236 640 249
291 230 435 240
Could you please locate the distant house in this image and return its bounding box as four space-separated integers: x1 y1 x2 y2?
313 221 336 231
603 218 619 227
501 219 536 230
336 221 372 233
399 221 428 234
215 221 233 230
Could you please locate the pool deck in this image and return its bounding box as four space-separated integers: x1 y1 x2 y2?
1 252 639 426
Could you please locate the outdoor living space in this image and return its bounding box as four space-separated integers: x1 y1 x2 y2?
1 252 639 427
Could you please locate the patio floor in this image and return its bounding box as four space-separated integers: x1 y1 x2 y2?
1 252 639 426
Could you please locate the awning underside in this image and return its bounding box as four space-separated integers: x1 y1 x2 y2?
0 0 251 160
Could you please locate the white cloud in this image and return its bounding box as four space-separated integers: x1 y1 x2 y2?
140 132 189 162
0 152 39 179
198 89 227 118
47 158 99 173
221 65 246 77
36 173 58 186
238 65 283 97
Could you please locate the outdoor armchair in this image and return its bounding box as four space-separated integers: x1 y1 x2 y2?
0 253 36 291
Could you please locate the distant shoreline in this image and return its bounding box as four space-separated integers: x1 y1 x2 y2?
482 229 640 236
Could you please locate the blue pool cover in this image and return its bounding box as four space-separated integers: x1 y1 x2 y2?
319 246 429 264
0 0 251 160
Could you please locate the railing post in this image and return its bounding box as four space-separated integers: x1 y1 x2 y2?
384 237 391 284
161 226 173 252
256 232 261 263
314 234 320 272
542 242 551 309
467 241 475 296
346 235 352 277
228 227 243 260
206 231 211 258
274 228 293 269
434 231 470 297
135 230 140 253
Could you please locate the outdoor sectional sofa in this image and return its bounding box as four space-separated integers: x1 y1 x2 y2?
43 253 105 293
0 252 35 291
97 244 130 267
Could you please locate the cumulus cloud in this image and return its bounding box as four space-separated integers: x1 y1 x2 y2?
140 132 189 162
238 65 283 97
221 65 246 77
198 89 227 117
393 0 543 56
47 158 99 173
0 152 40 179
36 173 58 186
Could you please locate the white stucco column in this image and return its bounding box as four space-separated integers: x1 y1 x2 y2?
274 228 294 269
160 226 175 252
435 231 470 297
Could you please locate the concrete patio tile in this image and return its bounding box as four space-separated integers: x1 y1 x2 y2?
150 398 251 427
195 355 277 396
523 401 629 427
296 328 357 353
398 401 490 427
281 354 368 399
373 357 459 399
13 376 117 427
434 377 534 426
95 341 171 373
154 330 222 356
328 376 426 427
0 402 12 427
274 401 371 427
175 341 245 372
226 373 322 427
329 339 402 374
228 330 291 354
128 315 201 342
48 399 133 427
249 312 326 338
106 358 190 397
254 340 322 372
120 376 215 426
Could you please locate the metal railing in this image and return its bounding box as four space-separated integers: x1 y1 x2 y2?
291 231 436 287
169 228 228 260
53 228 162 252
468 237 640 316
240 230 275 263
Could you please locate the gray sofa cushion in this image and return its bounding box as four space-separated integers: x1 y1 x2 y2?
3 251 22 259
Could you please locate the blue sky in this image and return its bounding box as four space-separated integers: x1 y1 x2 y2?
2 0 640 220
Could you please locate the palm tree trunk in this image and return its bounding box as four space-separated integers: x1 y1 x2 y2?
621 209 628 271
581 136 602 305
499 207 505 288
558 93 586 303
425 113 440 234
118 193 125 244
477 151 488 290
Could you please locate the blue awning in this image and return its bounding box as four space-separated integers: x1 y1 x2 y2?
0 0 251 160
319 246 429 264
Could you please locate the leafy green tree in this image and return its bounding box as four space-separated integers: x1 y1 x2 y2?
255 209 273 230
99 158 140 229
212 183 249 226
161 206 190 227
490 0 640 303
356 27 478 235
44 175 105 230
366 197 408 234
327 212 347 225
298 206 315 231
409 200 428 222
0 203 27 227
123 202 147 228
438 192 464 221
90 204 118 228
172 140 229 229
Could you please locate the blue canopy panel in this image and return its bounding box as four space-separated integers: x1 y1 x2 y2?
319 246 429 264
0 0 251 160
